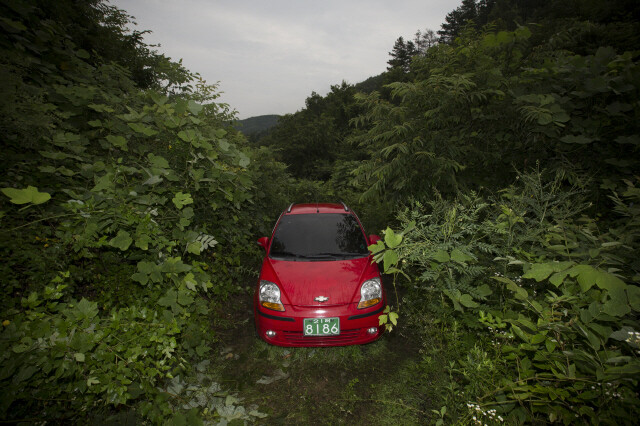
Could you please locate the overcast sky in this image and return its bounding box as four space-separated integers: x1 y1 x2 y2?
110 0 458 119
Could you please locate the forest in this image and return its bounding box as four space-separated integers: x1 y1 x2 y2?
1 0 639 424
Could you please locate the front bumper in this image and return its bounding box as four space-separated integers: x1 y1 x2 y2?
254 303 385 347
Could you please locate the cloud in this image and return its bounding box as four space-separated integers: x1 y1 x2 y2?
110 0 456 118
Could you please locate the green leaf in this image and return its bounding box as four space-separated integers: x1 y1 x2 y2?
183 273 197 291
523 262 573 281
368 240 385 254
172 192 193 209
475 284 492 298
188 100 204 115
187 241 202 255
568 265 626 293
603 288 630 317
594 271 626 292
511 324 529 342
545 339 557 353
76 298 98 319
128 122 158 136
158 289 179 312
383 249 399 272
135 233 152 250
92 173 114 192
627 285 640 311
433 249 450 263
109 230 132 251
106 135 128 151
560 135 594 145
530 334 545 344
148 153 170 169
442 289 463 312
389 311 398 326
379 314 388 326
492 276 528 300
219 139 230 151
238 153 250 168
75 353 85 362
1 186 51 205
610 327 636 341
383 227 402 249
459 293 479 308
549 271 569 287
131 272 148 285
143 175 163 186
161 257 191 274
177 290 194 306
450 248 473 263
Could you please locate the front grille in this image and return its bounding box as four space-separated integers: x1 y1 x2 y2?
282 328 361 345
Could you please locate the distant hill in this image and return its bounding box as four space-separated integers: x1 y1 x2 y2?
235 114 280 135
354 73 385 93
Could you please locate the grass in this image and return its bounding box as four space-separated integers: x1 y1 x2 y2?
207 286 437 425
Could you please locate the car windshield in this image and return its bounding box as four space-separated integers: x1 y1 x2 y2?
270 213 369 261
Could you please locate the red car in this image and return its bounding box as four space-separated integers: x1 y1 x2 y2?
254 202 386 347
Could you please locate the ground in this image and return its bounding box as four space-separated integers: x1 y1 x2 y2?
208 285 432 425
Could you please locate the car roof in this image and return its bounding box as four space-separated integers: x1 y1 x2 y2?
286 203 349 215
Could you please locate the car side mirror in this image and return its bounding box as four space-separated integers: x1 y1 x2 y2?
368 234 381 244
257 237 270 250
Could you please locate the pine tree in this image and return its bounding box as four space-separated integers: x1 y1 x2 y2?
387 37 415 72
438 0 479 43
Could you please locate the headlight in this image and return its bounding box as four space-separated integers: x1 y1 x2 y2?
357 277 382 309
259 280 284 311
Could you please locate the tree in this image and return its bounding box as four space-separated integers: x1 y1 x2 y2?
438 0 479 43
387 36 416 72
413 28 438 54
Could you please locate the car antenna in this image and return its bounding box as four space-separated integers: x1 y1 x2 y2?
287 202 295 213
340 201 349 212
316 202 319 213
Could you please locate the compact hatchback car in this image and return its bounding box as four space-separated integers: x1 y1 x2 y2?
254 203 385 347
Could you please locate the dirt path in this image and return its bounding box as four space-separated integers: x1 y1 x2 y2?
209 287 431 425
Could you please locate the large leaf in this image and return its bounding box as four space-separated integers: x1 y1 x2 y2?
493 276 528 300
75 298 98 320
523 262 573 281
603 288 630 317
172 192 193 209
450 248 473 263
161 257 192 274
368 240 385 254
148 153 170 169
383 249 399 272
1 186 51 205
106 135 128 151
567 265 627 293
188 100 204 115
459 293 479 308
383 227 402 249
128 122 158 136
432 249 450 263
158 289 179 313
109 230 132 251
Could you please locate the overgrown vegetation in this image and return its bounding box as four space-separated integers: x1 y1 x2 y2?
0 0 291 422
2 0 639 424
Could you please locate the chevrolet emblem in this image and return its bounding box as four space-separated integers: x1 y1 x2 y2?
314 296 329 303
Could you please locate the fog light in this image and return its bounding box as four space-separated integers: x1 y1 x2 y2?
366 327 377 335
265 330 276 338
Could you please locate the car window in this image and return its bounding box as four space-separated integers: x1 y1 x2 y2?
270 213 369 260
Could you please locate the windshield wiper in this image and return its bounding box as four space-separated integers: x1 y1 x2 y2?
270 251 309 260
312 252 368 259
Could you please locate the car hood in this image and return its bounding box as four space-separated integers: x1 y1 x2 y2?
263 256 377 306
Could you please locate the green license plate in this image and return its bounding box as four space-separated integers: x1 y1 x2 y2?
303 317 340 336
